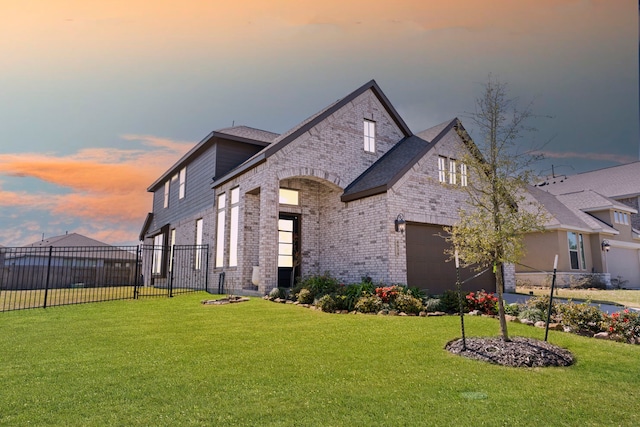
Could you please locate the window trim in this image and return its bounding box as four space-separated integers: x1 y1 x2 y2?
179 167 186 199
163 181 170 208
229 187 240 267
364 119 376 153
438 156 447 183
567 231 586 270
195 219 203 270
215 193 226 268
448 159 457 185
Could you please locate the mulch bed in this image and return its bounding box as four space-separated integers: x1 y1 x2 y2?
445 336 575 367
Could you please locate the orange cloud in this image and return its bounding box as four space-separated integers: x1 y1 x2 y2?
0 135 192 245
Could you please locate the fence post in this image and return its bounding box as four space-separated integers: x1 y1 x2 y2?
43 246 53 309
168 244 174 298
133 245 141 299
204 245 210 293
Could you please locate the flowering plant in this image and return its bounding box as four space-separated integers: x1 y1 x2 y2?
465 290 498 315
375 286 402 304
603 309 640 343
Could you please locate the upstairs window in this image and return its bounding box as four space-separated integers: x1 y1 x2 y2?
179 167 186 199
449 159 457 185
279 188 299 205
460 163 468 187
438 156 447 183
614 211 629 225
163 181 170 208
364 119 376 153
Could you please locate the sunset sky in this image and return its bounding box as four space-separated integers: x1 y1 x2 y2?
0 0 638 247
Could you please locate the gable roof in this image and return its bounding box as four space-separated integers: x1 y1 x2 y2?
341 119 460 202
212 80 413 188
23 233 114 248
148 126 278 192
525 186 618 234
536 161 640 199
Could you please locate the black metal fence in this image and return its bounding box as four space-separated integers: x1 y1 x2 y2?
0 244 210 312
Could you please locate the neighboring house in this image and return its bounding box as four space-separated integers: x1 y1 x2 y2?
140 80 498 295
1 233 138 289
518 162 640 289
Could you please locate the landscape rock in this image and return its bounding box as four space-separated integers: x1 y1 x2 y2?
505 315 518 322
419 311 427 317
593 332 609 340
534 321 546 328
520 319 534 326
427 311 446 317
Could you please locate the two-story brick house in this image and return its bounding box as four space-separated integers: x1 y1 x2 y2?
140 80 496 295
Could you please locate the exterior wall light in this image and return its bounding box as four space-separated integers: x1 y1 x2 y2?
394 213 406 233
601 240 611 252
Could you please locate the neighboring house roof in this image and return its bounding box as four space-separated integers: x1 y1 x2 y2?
148 125 277 192
526 186 619 234
536 161 640 199
139 213 154 241
23 233 113 248
341 118 460 202
212 79 413 188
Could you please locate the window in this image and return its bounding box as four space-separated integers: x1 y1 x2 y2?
169 228 176 272
614 211 630 225
278 218 294 268
179 167 186 199
460 163 468 187
279 188 299 205
364 119 376 153
449 159 457 185
438 156 447 183
215 193 226 268
195 219 203 270
229 187 240 267
152 233 165 276
567 231 585 270
163 181 170 208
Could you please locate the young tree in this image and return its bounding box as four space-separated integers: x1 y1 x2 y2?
448 75 548 342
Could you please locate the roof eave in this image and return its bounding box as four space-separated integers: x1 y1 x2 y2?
340 185 388 202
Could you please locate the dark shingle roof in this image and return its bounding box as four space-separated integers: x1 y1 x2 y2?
147 126 276 192
341 118 459 202
212 80 413 188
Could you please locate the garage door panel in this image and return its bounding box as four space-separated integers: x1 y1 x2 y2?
406 223 495 295
608 247 640 288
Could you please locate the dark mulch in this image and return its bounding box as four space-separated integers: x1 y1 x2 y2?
445 336 575 368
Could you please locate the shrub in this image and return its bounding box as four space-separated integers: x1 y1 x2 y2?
297 288 313 304
342 282 376 311
316 294 337 313
603 309 640 343
354 295 383 314
393 293 423 314
556 301 605 335
298 273 341 299
518 308 545 323
569 273 607 290
423 298 444 313
405 286 426 300
525 295 557 317
268 287 286 300
465 290 498 315
503 302 520 316
334 295 350 311
438 290 463 314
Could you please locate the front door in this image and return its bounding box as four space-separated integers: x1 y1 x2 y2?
278 213 300 288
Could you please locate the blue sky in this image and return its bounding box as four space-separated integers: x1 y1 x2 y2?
0 0 638 246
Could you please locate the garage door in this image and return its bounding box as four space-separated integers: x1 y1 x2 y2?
608 247 640 288
406 223 495 295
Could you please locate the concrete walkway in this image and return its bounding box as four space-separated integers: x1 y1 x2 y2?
502 292 633 314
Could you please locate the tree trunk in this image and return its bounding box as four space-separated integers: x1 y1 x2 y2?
495 261 510 341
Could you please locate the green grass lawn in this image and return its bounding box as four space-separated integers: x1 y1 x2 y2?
1 293 639 426
519 288 640 309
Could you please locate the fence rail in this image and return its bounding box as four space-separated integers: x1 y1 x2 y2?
0 244 209 312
